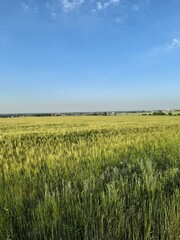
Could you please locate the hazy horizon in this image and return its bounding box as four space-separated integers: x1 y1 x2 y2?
1 0 180 113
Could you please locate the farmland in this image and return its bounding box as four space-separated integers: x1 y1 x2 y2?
0 116 180 239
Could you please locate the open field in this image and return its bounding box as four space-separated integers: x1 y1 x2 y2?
0 116 180 239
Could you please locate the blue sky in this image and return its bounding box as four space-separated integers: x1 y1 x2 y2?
0 0 180 113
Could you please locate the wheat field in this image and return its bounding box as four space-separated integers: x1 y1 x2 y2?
0 116 179 239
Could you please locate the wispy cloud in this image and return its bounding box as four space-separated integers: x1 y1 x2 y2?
167 38 180 49
61 0 85 12
46 2 57 17
132 4 140 11
131 37 180 67
114 17 123 23
20 1 38 13
51 11 57 17
96 0 120 10
154 38 180 54
21 3 29 12
114 14 128 23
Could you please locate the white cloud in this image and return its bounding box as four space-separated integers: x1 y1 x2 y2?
153 38 180 55
96 2 103 10
168 38 180 49
62 0 84 12
96 0 120 10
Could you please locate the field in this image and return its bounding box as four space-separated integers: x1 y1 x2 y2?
0 116 180 240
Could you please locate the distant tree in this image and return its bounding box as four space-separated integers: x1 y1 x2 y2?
152 111 166 116
168 112 173 116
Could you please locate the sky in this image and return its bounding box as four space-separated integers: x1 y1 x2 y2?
0 0 180 113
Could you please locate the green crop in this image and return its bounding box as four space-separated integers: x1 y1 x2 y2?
0 116 179 239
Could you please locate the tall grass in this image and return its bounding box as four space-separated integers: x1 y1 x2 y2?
0 116 179 239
